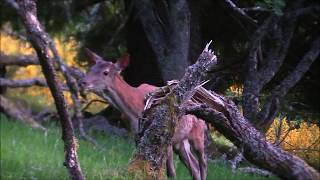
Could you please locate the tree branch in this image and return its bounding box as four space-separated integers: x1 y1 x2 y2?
242 14 277 121
287 5 320 18
256 37 320 130
0 77 47 88
257 17 296 87
0 95 46 131
221 0 258 24
8 0 85 179
242 6 270 12
183 96 319 179
0 53 38 66
2 28 28 41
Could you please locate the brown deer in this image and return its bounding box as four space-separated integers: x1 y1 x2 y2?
81 49 207 180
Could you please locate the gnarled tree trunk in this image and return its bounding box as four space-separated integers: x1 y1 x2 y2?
128 42 217 179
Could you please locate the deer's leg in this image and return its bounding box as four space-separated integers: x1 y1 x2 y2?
166 145 176 178
190 120 208 180
175 140 201 180
193 140 207 180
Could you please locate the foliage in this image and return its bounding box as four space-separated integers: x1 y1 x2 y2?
1 34 106 113
267 118 320 169
255 0 286 15
0 114 278 180
225 84 320 168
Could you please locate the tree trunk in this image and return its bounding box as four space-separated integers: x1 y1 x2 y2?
11 0 85 179
128 0 191 83
128 42 217 179
0 65 7 94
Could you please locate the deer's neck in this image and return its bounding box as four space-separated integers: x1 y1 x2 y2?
106 75 146 130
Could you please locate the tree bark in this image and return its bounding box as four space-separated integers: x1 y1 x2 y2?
241 1 318 131
132 0 191 81
128 42 217 179
10 0 85 179
128 41 319 180
0 65 7 94
183 89 319 180
256 37 320 131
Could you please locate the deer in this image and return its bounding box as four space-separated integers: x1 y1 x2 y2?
80 49 207 180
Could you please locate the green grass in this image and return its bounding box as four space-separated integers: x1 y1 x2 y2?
0 114 278 180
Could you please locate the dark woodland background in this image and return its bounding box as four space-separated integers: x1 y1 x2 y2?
0 0 319 179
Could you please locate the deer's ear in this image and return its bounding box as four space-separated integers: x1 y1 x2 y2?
84 48 101 65
115 53 130 70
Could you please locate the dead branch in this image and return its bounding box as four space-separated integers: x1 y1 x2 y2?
0 77 69 90
183 87 319 179
8 0 85 179
242 6 270 12
0 95 46 131
238 167 274 177
275 126 294 146
0 53 38 66
229 150 244 172
1 28 28 41
221 0 257 24
0 77 47 88
128 41 217 179
48 38 100 148
81 99 108 112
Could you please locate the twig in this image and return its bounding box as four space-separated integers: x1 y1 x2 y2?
285 148 320 152
275 127 293 146
242 6 270 12
222 0 258 24
238 167 274 177
81 99 109 112
229 149 244 172
106 16 128 47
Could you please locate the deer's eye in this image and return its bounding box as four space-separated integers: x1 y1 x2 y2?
103 71 109 76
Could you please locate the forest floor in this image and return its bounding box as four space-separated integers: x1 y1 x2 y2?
0 114 279 180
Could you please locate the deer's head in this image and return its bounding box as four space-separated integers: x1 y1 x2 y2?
80 49 129 92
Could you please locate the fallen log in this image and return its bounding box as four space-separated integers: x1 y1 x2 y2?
183 87 320 180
